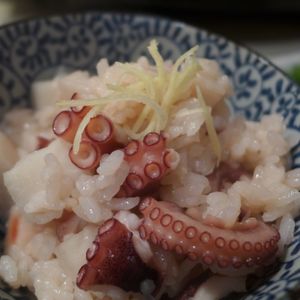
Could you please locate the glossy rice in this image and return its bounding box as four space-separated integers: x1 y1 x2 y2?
0 53 299 300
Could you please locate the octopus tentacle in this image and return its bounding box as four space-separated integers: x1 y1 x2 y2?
69 140 101 171
52 93 89 144
85 114 121 154
52 110 81 143
138 198 280 275
70 92 91 118
77 218 157 292
120 132 179 197
85 115 113 144
53 95 122 171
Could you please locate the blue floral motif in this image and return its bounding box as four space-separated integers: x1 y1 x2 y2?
47 14 103 68
274 93 300 134
0 68 13 113
228 47 276 115
138 19 192 53
193 30 232 62
0 20 52 83
0 65 27 117
96 14 145 62
270 79 299 120
0 12 299 300
99 16 192 62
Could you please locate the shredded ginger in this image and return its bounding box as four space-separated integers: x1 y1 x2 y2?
58 40 221 161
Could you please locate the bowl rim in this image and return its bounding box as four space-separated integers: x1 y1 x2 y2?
0 10 300 300
0 10 299 90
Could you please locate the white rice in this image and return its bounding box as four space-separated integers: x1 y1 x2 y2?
278 213 295 253
0 52 299 300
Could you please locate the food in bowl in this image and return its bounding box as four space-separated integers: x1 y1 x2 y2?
0 40 299 300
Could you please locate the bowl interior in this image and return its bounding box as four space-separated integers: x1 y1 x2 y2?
0 12 300 300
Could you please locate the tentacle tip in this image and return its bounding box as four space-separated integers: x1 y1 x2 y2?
52 110 72 137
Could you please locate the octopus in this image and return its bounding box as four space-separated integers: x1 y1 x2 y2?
138 197 280 276
70 92 91 118
53 103 180 195
119 132 179 197
52 94 281 297
52 93 120 171
76 218 157 291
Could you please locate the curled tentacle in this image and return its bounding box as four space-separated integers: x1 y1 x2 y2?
69 140 101 171
76 218 157 292
53 93 91 143
71 92 91 118
138 197 280 276
54 97 121 171
52 110 82 143
85 114 121 154
120 132 180 197
85 114 113 144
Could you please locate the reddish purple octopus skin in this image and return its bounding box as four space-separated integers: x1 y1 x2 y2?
70 92 91 118
119 132 173 197
76 218 157 292
138 197 280 275
53 94 121 171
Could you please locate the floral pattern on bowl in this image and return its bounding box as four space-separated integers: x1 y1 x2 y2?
0 12 300 300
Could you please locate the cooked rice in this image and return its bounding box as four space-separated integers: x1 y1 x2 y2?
0 47 299 300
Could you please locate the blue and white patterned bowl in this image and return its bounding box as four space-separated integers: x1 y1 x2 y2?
0 12 300 300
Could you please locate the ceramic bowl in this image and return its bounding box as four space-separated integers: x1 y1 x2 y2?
0 12 299 300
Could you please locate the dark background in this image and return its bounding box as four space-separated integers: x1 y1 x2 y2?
1 0 300 40
1 0 300 60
